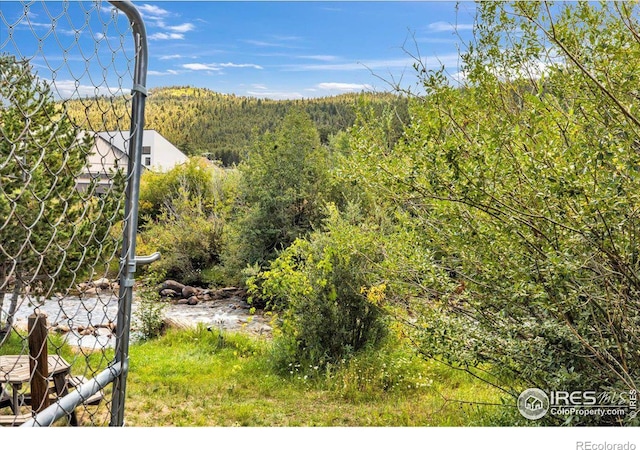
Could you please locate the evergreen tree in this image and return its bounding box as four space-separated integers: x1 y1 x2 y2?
226 109 330 273
0 55 121 338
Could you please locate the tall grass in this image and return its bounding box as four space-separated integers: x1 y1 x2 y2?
1 326 512 426
124 326 508 426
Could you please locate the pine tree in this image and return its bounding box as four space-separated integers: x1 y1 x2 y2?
227 109 331 271
0 55 122 338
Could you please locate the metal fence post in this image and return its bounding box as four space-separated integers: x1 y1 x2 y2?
108 0 148 427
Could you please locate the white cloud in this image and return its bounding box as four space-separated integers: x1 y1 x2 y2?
159 54 184 60
244 83 304 99
271 35 301 42
286 55 460 72
243 39 283 48
219 63 263 69
149 32 185 41
317 82 372 92
242 38 300 49
167 23 195 33
183 63 222 71
138 4 170 18
56 28 81 36
300 55 339 62
286 61 365 72
48 79 115 99
148 69 181 76
427 21 475 33
415 37 461 45
183 62 263 71
449 70 468 85
139 3 195 40
24 21 51 28
490 59 557 82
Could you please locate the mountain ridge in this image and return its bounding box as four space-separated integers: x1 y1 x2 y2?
66 85 408 166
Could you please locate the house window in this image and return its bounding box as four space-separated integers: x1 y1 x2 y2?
142 146 151 155
144 157 151 166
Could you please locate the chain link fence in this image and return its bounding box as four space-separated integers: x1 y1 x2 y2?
0 0 148 426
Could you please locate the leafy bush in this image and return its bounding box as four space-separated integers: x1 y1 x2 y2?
138 187 224 286
138 157 234 224
249 204 387 370
341 1 640 425
134 289 166 340
137 158 237 286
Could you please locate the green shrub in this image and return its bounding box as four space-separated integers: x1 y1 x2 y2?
249 204 387 371
138 185 224 287
138 157 233 223
133 289 166 340
137 158 239 287
223 109 331 274
340 1 640 425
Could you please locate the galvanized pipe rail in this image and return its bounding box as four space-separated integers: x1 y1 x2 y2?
22 362 123 427
106 0 149 427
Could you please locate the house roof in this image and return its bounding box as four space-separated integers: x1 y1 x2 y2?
95 129 187 158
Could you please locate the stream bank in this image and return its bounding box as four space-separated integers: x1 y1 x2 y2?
5 289 272 351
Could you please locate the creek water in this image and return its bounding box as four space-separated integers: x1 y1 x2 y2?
1 292 271 351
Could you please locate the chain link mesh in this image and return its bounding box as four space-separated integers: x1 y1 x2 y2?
0 0 141 426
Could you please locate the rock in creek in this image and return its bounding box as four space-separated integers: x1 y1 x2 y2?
182 285 199 298
160 288 180 298
161 280 186 293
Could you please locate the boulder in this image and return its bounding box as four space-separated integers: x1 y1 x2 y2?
160 289 180 298
96 321 117 332
162 280 186 293
187 296 199 306
182 285 199 298
93 278 111 289
52 324 71 334
94 327 113 338
220 287 248 299
221 287 238 292
77 325 95 336
210 290 224 300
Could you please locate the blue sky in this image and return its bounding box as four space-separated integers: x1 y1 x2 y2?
139 1 477 98
1 1 477 99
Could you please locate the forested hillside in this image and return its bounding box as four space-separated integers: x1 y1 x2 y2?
66 86 408 166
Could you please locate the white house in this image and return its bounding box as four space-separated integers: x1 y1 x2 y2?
76 129 188 193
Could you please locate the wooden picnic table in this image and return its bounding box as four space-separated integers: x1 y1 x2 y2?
0 354 73 425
